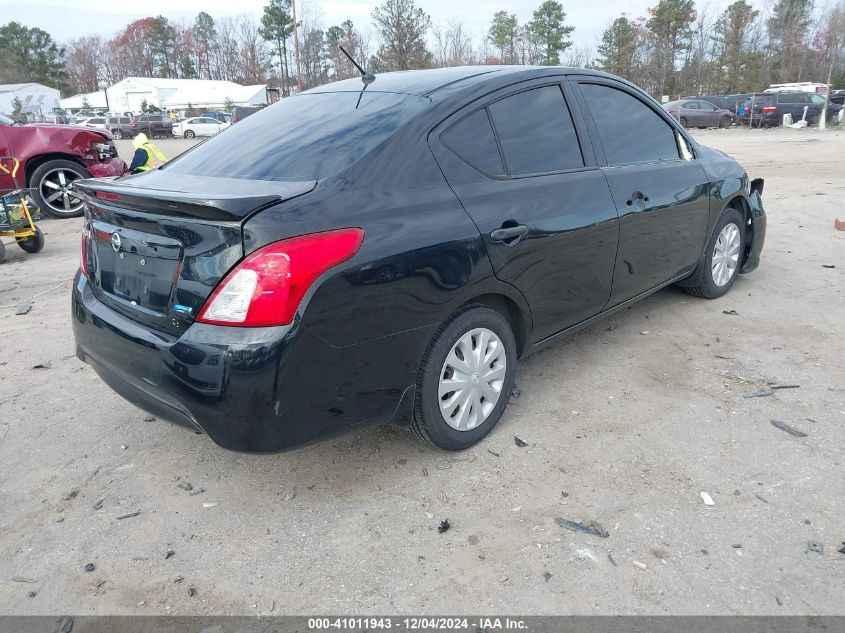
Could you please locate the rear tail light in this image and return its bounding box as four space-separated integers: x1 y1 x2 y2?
196 228 365 327
762 106 776 113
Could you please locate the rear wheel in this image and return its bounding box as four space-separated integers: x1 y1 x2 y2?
411 304 517 450
16 226 45 253
719 116 732 128
679 117 688 128
685 207 745 299
112 128 124 139
30 159 89 218
0 240 6 263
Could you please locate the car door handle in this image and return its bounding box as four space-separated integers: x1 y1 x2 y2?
626 191 650 206
490 224 529 244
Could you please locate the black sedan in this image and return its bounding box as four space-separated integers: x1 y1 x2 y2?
72 66 766 452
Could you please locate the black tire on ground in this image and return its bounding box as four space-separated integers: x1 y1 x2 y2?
679 117 688 128
684 207 746 300
29 159 90 219
411 304 518 451
0 240 6 263
719 116 732 128
112 129 123 139
184 130 195 139
16 226 45 253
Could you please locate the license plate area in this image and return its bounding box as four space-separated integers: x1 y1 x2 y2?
91 221 182 315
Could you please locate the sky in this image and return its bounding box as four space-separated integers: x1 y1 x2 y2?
1 0 758 49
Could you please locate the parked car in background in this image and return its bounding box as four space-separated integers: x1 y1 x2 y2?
0 112 125 218
79 117 109 131
231 105 265 123
686 95 734 111
200 111 233 124
663 99 734 128
829 90 845 106
740 92 842 126
72 66 766 453
173 116 230 138
106 116 133 139
130 114 173 138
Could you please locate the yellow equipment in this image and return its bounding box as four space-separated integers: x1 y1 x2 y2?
0 157 46 263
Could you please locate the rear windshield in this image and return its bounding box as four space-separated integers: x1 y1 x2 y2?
166 91 428 182
749 95 774 106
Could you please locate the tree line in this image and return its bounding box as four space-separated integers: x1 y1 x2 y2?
0 0 843 101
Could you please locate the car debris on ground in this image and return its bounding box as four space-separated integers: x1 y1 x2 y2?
770 419 808 437
554 518 610 538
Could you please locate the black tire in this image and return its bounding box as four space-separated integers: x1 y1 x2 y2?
112 129 123 139
684 207 745 299
719 116 732 128
411 304 518 451
184 130 195 139
17 226 45 253
679 117 688 128
29 159 90 219
0 240 6 263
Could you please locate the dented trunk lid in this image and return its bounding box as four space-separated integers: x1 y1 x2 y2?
75 171 316 335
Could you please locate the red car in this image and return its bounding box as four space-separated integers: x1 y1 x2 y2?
0 113 126 218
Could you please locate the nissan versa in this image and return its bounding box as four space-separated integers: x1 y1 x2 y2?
71 66 766 452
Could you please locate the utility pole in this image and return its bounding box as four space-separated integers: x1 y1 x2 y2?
291 0 303 94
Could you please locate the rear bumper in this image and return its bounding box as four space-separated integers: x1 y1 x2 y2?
72 271 426 452
740 185 766 274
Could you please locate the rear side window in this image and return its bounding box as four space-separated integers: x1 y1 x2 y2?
580 83 680 165
120 118 130 124
489 85 583 175
441 109 504 176
778 93 808 104
167 92 428 182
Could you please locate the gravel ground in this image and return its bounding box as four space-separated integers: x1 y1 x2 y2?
0 127 843 615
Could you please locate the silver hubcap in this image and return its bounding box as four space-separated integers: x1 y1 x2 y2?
712 222 741 287
40 168 83 214
438 327 506 431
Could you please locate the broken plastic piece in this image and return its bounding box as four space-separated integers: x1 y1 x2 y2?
438 519 451 533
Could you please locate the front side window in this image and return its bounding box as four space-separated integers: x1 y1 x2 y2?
488 85 584 175
580 83 680 166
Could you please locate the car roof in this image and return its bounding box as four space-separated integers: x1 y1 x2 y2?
304 66 609 98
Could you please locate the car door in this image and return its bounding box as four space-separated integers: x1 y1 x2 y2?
698 101 719 127
680 101 699 126
572 79 711 305
430 79 619 342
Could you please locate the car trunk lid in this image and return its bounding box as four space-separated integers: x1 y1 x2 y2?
75 172 316 334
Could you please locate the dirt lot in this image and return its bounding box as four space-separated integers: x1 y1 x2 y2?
0 128 843 615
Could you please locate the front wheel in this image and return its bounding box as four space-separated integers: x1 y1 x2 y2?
679 117 688 128
17 226 45 253
684 207 745 299
184 130 195 139
411 304 517 450
30 159 89 218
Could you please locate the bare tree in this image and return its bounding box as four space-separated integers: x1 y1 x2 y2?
432 20 476 67
65 36 103 93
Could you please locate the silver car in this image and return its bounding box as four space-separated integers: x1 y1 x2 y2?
663 99 735 129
